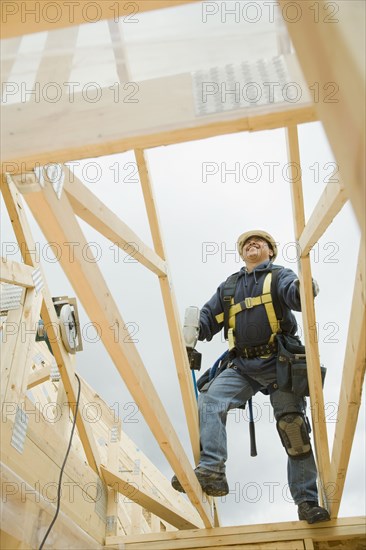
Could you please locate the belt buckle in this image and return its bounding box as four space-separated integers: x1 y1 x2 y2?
245 297 253 309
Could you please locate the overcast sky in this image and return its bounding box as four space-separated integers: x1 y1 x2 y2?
1 0 364 531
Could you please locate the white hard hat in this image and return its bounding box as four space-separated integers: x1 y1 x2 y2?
237 230 278 261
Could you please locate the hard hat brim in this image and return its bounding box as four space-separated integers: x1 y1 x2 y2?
237 230 278 261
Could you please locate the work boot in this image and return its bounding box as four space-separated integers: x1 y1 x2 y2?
171 468 229 496
298 501 330 524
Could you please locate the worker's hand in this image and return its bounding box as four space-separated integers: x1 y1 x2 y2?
294 278 320 297
312 278 320 297
183 306 200 349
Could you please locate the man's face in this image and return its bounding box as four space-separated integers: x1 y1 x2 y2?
242 236 273 263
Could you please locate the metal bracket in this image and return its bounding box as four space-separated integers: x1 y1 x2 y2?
0 283 23 315
11 406 29 454
44 164 65 199
94 477 107 522
31 267 44 295
50 358 60 382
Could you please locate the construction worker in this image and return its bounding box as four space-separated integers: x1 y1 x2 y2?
172 230 330 524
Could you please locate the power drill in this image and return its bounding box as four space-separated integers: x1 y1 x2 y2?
183 306 202 371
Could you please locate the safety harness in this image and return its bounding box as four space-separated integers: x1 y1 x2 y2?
209 267 313 460
215 267 283 354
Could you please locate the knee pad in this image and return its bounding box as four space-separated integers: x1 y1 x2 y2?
276 413 311 459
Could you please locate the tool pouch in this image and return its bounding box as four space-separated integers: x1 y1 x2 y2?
276 333 326 396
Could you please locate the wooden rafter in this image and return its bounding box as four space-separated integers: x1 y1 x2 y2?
0 176 102 474
279 0 366 238
11 169 213 527
1 102 317 175
62 168 167 277
0 257 36 287
1 1 200 39
101 465 199 530
299 175 348 257
286 125 331 506
329 244 366 517
135 149 200 462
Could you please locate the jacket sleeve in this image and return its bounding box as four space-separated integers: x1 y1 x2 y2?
198 284 225 342
276 267 302 311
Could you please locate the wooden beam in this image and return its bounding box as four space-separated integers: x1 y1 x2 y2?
0 257 36 287
279 0 366 238
0 289 26 404
0 175 101 474
101 466 199 530
3 288 43 406
59 167 167 277
1 78 317 172
1 1 200 39
135 149 200 462
0 36 22 83
18 174 213 527
106 516 366 549
1 402 106 546
286 126 331 505
298 175 348 257
27 365 51 389
27 341 56 388
329 244 366 517
80 376 202 527
108 19 129 83
29 25 79 108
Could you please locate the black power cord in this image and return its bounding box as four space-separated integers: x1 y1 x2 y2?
39 373 81 550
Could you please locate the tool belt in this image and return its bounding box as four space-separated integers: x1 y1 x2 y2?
276 333 326 396
233 340 278 359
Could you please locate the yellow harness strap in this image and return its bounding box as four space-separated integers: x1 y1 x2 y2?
262 272 280 342
215 272 280 345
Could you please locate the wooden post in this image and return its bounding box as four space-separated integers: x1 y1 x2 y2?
286 125 331 507
329 244 366 517
135 149 200 463
279 0 366 238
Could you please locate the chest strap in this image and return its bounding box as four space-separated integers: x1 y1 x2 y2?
215 272 281 347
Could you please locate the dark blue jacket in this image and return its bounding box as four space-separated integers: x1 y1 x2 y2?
199 260 301 378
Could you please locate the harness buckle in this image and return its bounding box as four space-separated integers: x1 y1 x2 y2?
245 297 254 309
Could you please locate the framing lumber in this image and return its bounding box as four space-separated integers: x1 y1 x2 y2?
329 244 366 517
286 125 331 505
279 0 366 239
106 516 366 549
1 1 200 39
0 258 36 288
101 465 199 530
106 418 122 538
108 19 129 84
78 378 202 529
1 91 317 172
30 26 79 102
0 36 21 83
135 149 200 462
62 168 167 277
0 289 26 404
298 175 348 257
1 406 106 546
3 288 42 406
27 365 51 389
0 176 101 474
16 171 213 527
